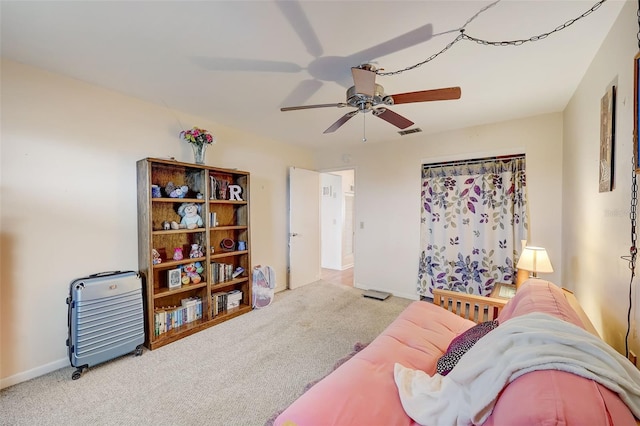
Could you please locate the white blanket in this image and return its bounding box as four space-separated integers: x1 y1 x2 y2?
394 312 640 426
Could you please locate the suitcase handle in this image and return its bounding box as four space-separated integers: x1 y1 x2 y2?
88 270 132 278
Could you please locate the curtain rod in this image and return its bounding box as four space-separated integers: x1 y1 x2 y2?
423 153 525 168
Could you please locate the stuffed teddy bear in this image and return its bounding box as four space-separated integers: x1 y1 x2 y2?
182 262 202 284
164 181 188 198
172 203 203 230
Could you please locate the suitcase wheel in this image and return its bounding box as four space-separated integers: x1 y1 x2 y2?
134 345 143 357
72 366 87 380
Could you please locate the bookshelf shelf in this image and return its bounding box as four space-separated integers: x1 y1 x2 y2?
212 304 252 322
152 228 206 236
211 250 248 260
211 277 249 290
152 256 207 270
137 158 252 350
153 282 208 299
211 225 248 231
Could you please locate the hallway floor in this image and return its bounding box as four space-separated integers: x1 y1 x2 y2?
321 267 353 287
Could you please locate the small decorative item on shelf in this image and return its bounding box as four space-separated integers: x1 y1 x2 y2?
173 247 184 261
237 241 247 251
228 184 243 201
152 248 162 265
164 182 188 198
151 185 162 198
182 262 202 284
162 221 171 230
167 268 182 289
218 180 229 200
232 266 245 279
177 203 203 229
220 238 235 252
210 176 218 200
190 243 203 258
180 126 215 165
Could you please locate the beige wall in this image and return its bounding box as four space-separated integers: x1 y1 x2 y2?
0 59 315 387
314 113 563 300
562 0 638 354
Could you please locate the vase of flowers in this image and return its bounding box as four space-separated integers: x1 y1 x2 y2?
180 127 215 164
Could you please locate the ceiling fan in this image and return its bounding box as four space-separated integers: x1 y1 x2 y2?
280 64 461 134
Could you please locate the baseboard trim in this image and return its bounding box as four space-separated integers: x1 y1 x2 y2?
1 357 69 390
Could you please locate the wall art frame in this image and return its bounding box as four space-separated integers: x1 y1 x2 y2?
634 52 640 172
599 83 616 192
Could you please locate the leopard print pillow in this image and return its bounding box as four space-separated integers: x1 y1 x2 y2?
436 319 499 376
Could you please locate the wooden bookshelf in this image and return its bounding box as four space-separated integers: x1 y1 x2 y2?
137 158 252 350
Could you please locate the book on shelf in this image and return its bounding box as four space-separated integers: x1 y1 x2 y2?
211 262 235 283
153 297 203 337
212 291 228 316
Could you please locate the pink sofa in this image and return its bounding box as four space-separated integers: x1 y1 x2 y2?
275 279 637 425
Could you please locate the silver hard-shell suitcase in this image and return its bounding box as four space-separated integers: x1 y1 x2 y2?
66 271 145 380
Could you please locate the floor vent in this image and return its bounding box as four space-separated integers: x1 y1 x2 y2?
398 128 422 136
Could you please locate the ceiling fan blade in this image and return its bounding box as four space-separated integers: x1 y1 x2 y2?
281 103 346 111
324 111 358 133
348 23 433 65
391 87 461 104
352 67 376 97
373 108 414 129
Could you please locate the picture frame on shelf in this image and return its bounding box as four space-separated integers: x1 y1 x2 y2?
167 268 182 289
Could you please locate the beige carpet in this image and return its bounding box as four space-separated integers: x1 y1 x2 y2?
0 281 413 426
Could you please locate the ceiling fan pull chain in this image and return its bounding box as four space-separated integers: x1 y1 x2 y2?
362 113 367 142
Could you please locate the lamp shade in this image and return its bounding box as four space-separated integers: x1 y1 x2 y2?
516 246 553 275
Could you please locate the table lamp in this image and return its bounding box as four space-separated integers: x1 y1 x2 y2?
516 246 553 288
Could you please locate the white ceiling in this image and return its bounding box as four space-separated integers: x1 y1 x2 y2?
0 0 626 149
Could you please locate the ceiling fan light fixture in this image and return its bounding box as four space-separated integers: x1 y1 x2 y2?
280 63 461 134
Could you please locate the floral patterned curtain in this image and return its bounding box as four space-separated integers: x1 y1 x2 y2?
417 155 528 298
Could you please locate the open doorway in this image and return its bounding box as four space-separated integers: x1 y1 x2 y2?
320 169 355 287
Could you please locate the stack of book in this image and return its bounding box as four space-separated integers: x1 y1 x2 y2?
227 290 242 310
212 291 227 316
211 290 244 316
211 262 235 283
154 296 203 337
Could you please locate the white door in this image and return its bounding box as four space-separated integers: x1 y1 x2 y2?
342 193 355 268
288 167 321 289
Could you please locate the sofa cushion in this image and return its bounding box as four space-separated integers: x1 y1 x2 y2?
485 370 637 426
436 319 499 376
274 301 475 426
498 278 584 327
487 279 637 425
